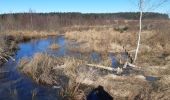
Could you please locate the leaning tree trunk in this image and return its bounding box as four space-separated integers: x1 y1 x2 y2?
134 0 143 63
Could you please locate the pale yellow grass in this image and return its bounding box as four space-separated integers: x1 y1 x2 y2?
65 28 129 53
19 53 87 99
65 25 169 66
8 30 58 39
19 53 59 85
65 26 156 53
49 43 60 50
18 53 170 99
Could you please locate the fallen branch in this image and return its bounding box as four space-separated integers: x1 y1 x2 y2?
127 62 140 68
0 55 8 62
86 64 116 71
0 51 15 62
123 62 141 69
87 62 141 75
3 53 15 61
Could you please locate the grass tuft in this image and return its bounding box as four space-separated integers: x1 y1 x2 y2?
49 43 60 50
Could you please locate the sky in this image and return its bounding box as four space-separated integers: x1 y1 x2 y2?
0 0 169 14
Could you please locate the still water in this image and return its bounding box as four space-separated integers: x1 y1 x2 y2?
0 36 114 100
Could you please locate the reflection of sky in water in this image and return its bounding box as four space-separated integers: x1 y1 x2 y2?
16 38 52 60
0 36 119 100
109 53 119 68
90 52 101 62
111 57 118 68
0 36 61 100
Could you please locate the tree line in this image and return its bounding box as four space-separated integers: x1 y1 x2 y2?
0 12 168 31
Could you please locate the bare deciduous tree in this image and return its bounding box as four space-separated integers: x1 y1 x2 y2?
134 0 143 63
133 0 169 63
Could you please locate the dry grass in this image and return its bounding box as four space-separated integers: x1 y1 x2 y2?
63 21 170 99
19 53 60 85
74 68 151 99
0 35 17 65
150 75 170 100
19 53 86 85
65 27 136 53
49 43 60 50
59 81 86 100
97 75 151 100
136 20 170 65
0 39 6 65
6 30 59 42
18 53 115 98
0 29 59 65
0 30 59 44
142 61 170 99
64 20 170 66
18 52 170 99
19 53 88 99
16 20 170 99
64 25 157 55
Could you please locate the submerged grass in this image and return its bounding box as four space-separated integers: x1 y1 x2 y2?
49 43 60 50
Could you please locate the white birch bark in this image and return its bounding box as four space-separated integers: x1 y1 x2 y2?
134 0 143 63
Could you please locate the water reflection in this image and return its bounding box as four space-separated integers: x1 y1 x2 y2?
0 36 118 100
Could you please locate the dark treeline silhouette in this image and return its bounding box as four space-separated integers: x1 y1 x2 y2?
0 12 168 31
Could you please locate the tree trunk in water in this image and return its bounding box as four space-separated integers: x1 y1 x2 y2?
134 0 143 63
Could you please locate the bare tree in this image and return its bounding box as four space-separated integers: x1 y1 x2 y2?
134 0 143 63
133 0 169 63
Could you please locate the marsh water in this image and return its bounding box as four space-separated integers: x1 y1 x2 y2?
0 35 160 100
0 36 116 100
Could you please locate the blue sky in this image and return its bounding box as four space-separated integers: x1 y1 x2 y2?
0 0 169 14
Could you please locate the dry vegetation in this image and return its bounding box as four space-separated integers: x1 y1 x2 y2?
5 30 59 42
18 48 170 100
0 18 169 99
0 30 59 65
62 20 170 99
0 34 17 65
64 25 155 55
64 20 170 66
90 75 151 99
65 27 135 53
49 43 60 50
19 53 88 99
19 53 65 85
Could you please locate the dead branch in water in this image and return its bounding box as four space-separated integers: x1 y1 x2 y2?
123 62 141 68
0 48 15 62
86 64 116 71
86 62 140 74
